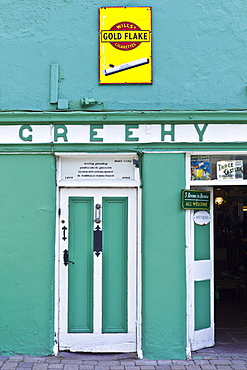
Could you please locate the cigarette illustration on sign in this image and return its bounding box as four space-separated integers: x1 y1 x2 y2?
102 58 149 76
99 7 152 84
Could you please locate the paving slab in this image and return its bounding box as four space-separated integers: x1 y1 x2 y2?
81 361 98 365
119 361 136 366
135 360 157 365
63 365 79 370
155 366 172 370
45 359 61 364
16 363 34 368
24 358 46 363
32 364 48 370
1 363 18 369
210 359 234 365
97 361 120 366
157 360 172 365
9 357 24 362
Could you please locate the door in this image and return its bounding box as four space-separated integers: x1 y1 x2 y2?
59 188 137 352
187 187 214 352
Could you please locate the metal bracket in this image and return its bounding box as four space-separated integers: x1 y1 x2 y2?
63 249 75 266
94 225 102 257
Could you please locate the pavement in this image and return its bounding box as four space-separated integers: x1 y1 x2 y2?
1 313 246 370
1 349 247 370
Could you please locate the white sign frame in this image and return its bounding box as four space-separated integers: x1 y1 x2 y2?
4 124 247 144
56 153 140 188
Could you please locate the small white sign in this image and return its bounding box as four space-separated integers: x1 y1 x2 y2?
60 155 138 181
217 160 243 180
193 211 211 225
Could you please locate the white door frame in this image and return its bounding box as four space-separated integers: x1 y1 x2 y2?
186 151 247 358
186 187 214 355
59 188 137 352
186 152 215 357
53 153 142 357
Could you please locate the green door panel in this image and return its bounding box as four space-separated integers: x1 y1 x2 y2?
68 197 94 333
194 209 211 330
194 280 211 331
102 197 128 333
194 216 210 261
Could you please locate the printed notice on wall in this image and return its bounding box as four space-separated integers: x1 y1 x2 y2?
60 156 137 181
99 6 152 84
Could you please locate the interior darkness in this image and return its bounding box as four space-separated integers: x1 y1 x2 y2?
214 186 247 330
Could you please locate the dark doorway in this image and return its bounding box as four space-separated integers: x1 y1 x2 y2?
214 186 247 347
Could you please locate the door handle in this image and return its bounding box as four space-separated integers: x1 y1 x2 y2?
94 204 101 223
63 249 75 266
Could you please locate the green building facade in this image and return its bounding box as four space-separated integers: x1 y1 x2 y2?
1 0 247 360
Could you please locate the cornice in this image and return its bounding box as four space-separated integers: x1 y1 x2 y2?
0 110 247 124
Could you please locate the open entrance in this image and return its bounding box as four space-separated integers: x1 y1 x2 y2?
214 186 247 347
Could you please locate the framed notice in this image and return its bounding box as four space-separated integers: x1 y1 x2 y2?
217 160 243 180
99 7 152 84
59 155 138 181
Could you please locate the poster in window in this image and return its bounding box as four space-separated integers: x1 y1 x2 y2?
191 156 211 180
217 160 243 180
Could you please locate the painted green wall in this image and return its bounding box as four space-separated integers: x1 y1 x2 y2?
1 0 247 111
0 154 56 356
142 153 186 359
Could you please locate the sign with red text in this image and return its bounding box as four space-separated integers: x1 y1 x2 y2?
99 7 152 84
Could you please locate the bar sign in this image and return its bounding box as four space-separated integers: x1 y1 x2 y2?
181 190 210 210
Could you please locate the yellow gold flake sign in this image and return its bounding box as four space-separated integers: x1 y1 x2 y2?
99 7 152 84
